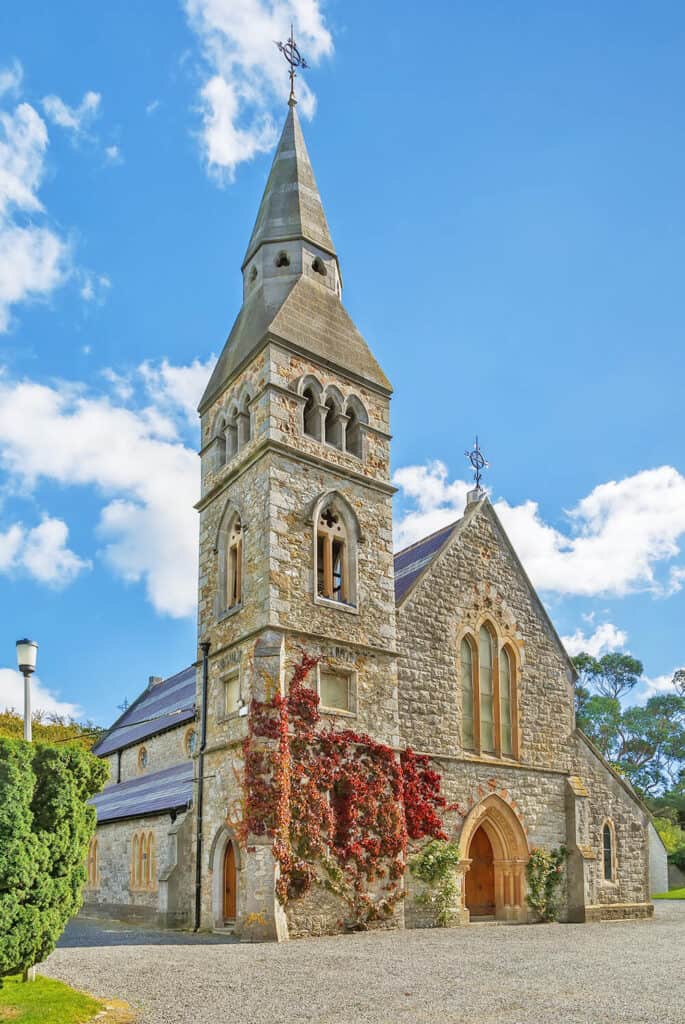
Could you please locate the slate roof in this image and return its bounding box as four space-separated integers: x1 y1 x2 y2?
91 761 194 824
393 520 461 604
92 665 196 757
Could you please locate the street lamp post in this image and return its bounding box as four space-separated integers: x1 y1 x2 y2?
16 639 38 743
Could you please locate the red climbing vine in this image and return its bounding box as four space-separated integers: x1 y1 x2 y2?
241 652 454 928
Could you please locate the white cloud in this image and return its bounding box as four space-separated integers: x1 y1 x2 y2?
139 356 217 424
637 672 680 702
0 91 69 329
0 60 23 99
41 90 101 134
0 668 82 718
145 99 160 115
80 271 111 303
184 0 333 181
393 461 685 598
0 516 90 587
562 622 628 658
104 144 121 164
0 365 205 617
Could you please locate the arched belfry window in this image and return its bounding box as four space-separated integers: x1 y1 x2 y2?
303 389 321 439
324 390 344 449
213 413 227 468
460 625 519 759
314 496 359 609
216 507 243 617
238 393 252 447
344 396 368 459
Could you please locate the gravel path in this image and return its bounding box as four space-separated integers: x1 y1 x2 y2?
42 902 684 1024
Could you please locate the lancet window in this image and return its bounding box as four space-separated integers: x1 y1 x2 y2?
602 821 617 882
86 837 99 888
316 506 351 605
130 831 156 891
460 625 519 759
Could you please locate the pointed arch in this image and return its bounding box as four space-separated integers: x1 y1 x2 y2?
459 793 529 922
457 620 520 760
238 390 252 446
323 386 345 449
344 395 368 459
215 500 244 617
212 410 227 468
298 375 323 440
601 818 617 882
209 825 243 928
312 490 361 608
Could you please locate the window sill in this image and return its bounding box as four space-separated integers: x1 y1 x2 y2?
218 603 242 623
320 706 356 718
314 596 359 615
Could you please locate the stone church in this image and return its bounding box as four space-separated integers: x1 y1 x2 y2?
85 98 653 939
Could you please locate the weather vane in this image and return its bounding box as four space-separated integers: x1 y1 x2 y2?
275 24 309 105
465 436 489 490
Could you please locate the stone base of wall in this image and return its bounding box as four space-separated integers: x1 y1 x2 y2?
80 901 160 926
581 902 654 923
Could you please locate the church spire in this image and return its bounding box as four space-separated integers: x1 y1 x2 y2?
242 102 337 270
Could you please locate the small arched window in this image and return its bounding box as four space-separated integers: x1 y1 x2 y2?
87 836 99 888
185 727 198 757
226 406 239 459
479 626 495 753
312 256 327 276
213 414 227 468
324 397 343 449
603 822 615 881
344 397 368 459
146 832 156 889
317 505 350 604
130 833 139 889
461 637 475 750
226 514 242 610
238 394 252 447
275 250 290 267
249 265 258 283
138 746 149 771
303 386 321 439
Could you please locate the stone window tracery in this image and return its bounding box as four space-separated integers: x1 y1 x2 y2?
460 624 519 759
130 830 156 891
316 506 350 604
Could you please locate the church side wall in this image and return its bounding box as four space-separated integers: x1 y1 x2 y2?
572 734 652 919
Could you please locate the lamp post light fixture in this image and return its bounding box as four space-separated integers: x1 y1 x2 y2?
16 639 38 742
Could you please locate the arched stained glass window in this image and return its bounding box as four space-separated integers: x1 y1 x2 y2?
461 638 474 750
603 822 614 881
500 647 513 757
479 626 495 752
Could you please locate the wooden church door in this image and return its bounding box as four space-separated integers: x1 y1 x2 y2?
465 826 495 917
223 841 236 922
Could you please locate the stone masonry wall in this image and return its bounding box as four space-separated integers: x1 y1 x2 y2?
102 721 197 789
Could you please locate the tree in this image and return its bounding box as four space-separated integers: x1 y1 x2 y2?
573 652 643 701
572 654 685 798
673 669 685 697
0 738 108 982
0 710 104 751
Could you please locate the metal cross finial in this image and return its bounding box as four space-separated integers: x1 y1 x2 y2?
465 436 489 490
275 24 309 105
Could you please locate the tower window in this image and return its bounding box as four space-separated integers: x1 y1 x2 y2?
249 266 258 283
320 669 352 713
324 397 343 448
275 250 290 267
312 257 327 276
459 625 519 760
227 515 242 610
317 506 350 604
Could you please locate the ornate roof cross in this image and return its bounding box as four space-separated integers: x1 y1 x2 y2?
275 24 309 105
465 436 489 490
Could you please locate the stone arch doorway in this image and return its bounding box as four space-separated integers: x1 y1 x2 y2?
209 826 241 929
460 794 529 922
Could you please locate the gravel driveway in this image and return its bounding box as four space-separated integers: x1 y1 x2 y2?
42 902 684 1024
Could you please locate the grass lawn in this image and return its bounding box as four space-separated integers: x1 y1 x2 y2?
0 974 102 1024
652 887 685 899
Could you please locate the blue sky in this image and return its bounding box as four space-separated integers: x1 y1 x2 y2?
0 1 683 725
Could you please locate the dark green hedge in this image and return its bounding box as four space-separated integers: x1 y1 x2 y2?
0 738 107 979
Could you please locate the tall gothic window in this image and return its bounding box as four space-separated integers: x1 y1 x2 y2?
460 625 519 759
86 836 99 888
316 506 350 604
461 638 474 750
131 831 156 891
226 515 242 610
603 822 616 881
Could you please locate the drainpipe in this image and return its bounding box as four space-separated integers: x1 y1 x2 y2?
194 640 211 932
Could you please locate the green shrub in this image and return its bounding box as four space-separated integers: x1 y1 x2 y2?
409 839 461 926
525 846 568 922
0 738 107 981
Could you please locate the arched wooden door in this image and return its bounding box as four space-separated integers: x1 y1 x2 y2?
223 841 237 922
465 825 495 917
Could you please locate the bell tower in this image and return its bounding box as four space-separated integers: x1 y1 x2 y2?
195 96 398 940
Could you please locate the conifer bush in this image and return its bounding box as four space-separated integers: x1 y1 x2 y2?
0 738 107 982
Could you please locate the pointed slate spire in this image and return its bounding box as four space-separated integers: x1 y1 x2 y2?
242 101 336 268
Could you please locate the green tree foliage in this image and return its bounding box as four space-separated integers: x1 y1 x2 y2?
652 816 685 856
0 710 104 751
572 654 685 797
0 738 108 981
408 840 461 926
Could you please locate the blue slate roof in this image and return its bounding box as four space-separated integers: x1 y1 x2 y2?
91 761 194 824
93 665 196 757
393 520 460 604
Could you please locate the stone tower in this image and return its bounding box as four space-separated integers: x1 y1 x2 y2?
195 100 398 940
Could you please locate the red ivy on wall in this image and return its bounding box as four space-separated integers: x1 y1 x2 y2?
241 654 454 928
